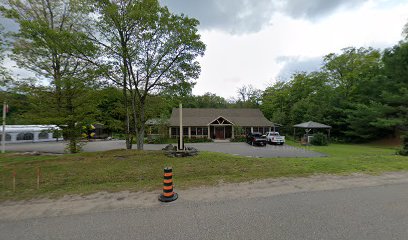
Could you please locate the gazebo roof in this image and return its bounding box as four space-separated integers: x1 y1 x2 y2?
293 121 332 129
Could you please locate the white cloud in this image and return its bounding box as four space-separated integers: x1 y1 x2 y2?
192 0 408 98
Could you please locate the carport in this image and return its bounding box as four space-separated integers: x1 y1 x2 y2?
293 121 332 143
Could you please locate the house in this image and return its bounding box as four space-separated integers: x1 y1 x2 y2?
168 108 277 140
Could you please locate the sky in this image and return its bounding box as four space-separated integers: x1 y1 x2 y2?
1 0 408 98
161 0 408 98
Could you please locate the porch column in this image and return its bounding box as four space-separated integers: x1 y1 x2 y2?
48 132 53 140
231 126 234 139
207 126 210 139
169 127 172 138
269 127 271 132
188 127 191 139
251 127 253 133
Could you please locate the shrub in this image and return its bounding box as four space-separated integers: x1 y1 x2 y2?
231 136 246 142
185 137 212 143
398 135 408 156
144 137 176 144
310 132 328 146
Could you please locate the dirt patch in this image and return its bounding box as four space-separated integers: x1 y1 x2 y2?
1 171 408 221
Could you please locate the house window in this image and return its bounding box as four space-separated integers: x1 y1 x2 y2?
171 127 179 136
171 127 188 137
189 127 208 137
203 127 208 136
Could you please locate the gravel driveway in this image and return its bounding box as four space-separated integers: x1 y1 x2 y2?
4 140 325 158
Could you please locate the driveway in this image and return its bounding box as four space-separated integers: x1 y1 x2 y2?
4 140 325 158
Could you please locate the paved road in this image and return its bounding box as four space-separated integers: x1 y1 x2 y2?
1 183 407 240
4 141 325 158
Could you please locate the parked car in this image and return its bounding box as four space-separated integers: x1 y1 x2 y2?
266 131 285 145
246 132 267 146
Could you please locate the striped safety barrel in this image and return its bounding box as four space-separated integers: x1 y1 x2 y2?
158 167 178 202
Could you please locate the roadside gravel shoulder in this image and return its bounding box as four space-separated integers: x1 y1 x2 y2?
1 171 408 221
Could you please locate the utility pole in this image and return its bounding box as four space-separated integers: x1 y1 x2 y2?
2 101 6 154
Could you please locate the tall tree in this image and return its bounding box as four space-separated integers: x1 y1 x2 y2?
92 0 205 150
235 84 262 108
375 42 408 135
1 0 99 153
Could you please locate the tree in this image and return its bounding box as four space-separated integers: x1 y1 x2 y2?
92 0 205 150
1 0 99 153
375 42 408 134
0 25 12 88
235 84 262 108
323 47 382 102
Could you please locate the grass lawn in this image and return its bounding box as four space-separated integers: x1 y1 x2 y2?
1 143 407 201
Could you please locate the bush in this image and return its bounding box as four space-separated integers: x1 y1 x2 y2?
310 132 328 146
144 137 176 144
184 137 212 143
230 136 246 142
398 135 408 156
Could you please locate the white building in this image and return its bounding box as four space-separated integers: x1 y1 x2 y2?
1 125 62 143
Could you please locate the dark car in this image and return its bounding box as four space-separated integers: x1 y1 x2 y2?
246 132 267 146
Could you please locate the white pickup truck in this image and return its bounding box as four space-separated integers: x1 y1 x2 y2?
265 132 285 145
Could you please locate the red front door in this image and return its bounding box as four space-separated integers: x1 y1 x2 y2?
215 127 224 139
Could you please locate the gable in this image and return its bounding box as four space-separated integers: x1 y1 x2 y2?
209 116 233 125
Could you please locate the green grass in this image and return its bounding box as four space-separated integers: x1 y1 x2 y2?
1 143 407 201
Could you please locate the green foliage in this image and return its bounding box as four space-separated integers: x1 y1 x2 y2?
261 45 407 142
0 26 12 88
185 137 213 143
92 0 206 150
231 136 246 142
398 135 408 156
1 0 99 153
310 132 328 146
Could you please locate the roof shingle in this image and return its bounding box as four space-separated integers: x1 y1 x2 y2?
168 108 274 127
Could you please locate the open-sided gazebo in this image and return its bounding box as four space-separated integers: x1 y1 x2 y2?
293 121 332 142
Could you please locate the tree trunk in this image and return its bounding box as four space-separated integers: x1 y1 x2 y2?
66 87 79 153
137 99 145 150
123 88 132 150
121 60 132 150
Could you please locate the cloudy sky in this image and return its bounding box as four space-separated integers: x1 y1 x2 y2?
1 1 407 98
161 0 408 98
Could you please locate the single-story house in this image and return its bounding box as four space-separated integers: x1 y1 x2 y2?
168 108 277 140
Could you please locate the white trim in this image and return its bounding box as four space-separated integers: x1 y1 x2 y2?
207 116 234 125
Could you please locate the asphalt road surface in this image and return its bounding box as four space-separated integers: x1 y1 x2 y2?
5 140 325 158
1 183 407 240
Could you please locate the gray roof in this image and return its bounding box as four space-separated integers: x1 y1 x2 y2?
169 108 274 127
293 121 332 129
